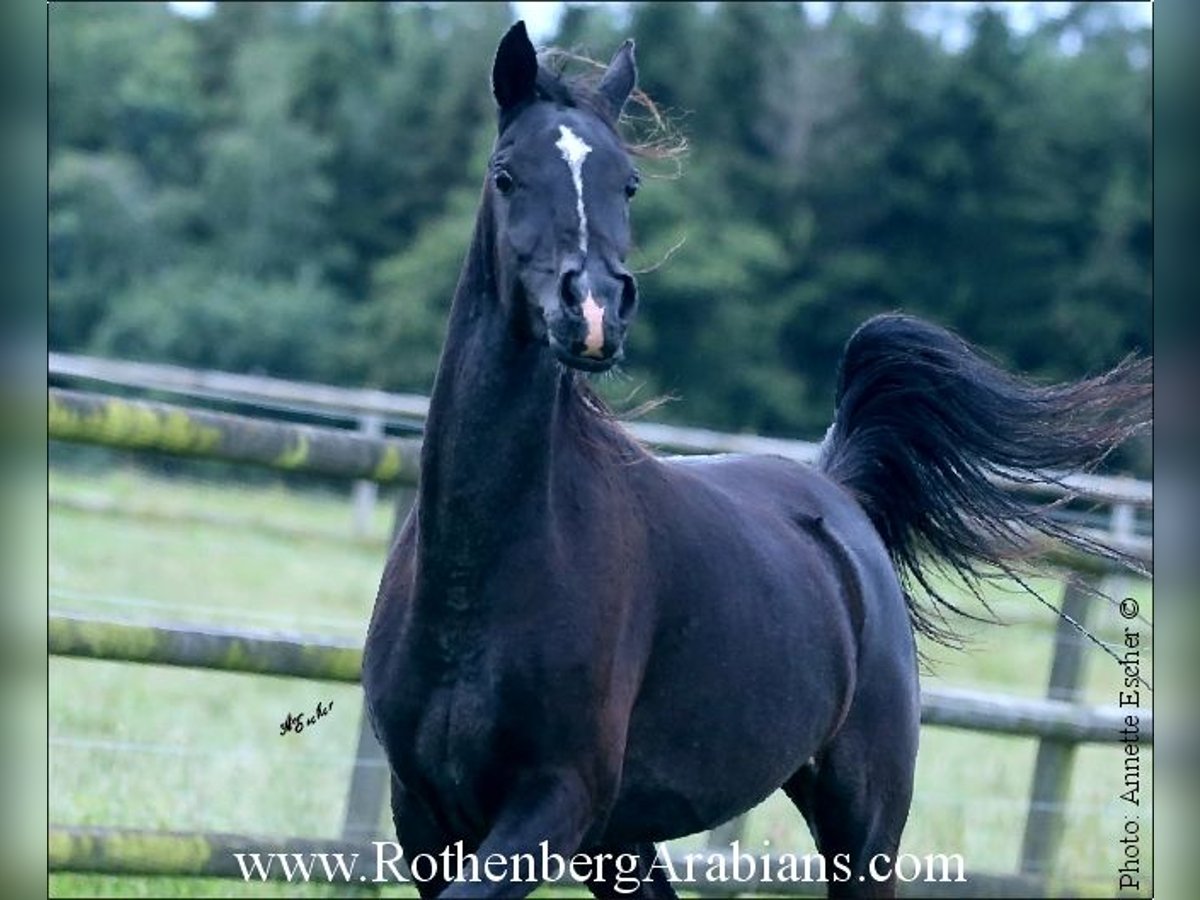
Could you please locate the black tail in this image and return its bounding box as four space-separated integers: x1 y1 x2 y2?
818 314 1150 645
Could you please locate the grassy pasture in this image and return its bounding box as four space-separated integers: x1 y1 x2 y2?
48 464 1152 897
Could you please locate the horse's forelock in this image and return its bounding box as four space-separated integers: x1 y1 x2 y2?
532 63 622 132
518 49 685 164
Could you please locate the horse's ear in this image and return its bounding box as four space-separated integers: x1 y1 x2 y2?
598 39 637 119
493 21 538 112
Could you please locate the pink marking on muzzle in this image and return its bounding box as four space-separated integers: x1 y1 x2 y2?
581 292 605 358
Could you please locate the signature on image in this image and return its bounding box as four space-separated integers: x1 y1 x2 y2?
279 700 334 736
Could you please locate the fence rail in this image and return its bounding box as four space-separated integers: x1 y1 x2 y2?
50 352 1153 510
49 613 1151 744
49 388 421 484
49 351 432 422
47 387 1151 575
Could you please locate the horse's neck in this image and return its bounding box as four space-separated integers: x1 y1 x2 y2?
417 217 564 577
421 326 561 540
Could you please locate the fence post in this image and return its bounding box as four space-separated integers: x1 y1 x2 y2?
351 414 385 538
1020 502 1137 878
341 488 417 842
707 814 749 852
341 705 391 842
1101 503 1135 630
1018 573 1097 879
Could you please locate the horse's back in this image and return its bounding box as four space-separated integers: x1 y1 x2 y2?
660 452 900 602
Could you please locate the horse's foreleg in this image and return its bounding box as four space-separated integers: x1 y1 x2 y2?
438 767 599 899
389 776 455 899
583 841 679 899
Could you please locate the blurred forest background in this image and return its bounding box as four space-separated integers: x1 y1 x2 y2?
49 1 1151 460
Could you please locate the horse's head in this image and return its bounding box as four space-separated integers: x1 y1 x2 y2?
489 22 640 373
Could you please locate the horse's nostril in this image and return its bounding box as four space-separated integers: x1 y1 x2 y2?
559 271 581 310
618 275 638 321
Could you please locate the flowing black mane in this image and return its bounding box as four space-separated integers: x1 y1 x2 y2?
492 53 626 139
521 49 684 163
560 371 654 464
533 59 622 130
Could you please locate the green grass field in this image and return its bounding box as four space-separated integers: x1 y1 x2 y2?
48 463 1153 897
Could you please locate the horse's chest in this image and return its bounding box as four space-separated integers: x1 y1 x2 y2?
371 547 620 835
396 667 534 838
413 680 486 783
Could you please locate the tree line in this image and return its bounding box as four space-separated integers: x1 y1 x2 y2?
50 2 1150 461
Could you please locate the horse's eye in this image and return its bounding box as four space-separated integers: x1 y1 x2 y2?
624 173 640 200
494 169 514 195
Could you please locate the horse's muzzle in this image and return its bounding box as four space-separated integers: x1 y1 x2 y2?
548 334 625 372
548 265 636 370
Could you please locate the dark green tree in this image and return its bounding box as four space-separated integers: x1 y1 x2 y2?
45 1 1150 468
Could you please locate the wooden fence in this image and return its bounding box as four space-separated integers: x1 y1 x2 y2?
48 351 1153 531
48 354 1153 895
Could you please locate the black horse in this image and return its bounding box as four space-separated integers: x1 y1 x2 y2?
363 22 1149 899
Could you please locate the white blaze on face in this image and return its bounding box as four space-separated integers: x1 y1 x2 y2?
555 125 592 254
581 292 605 357
555 125 604 356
